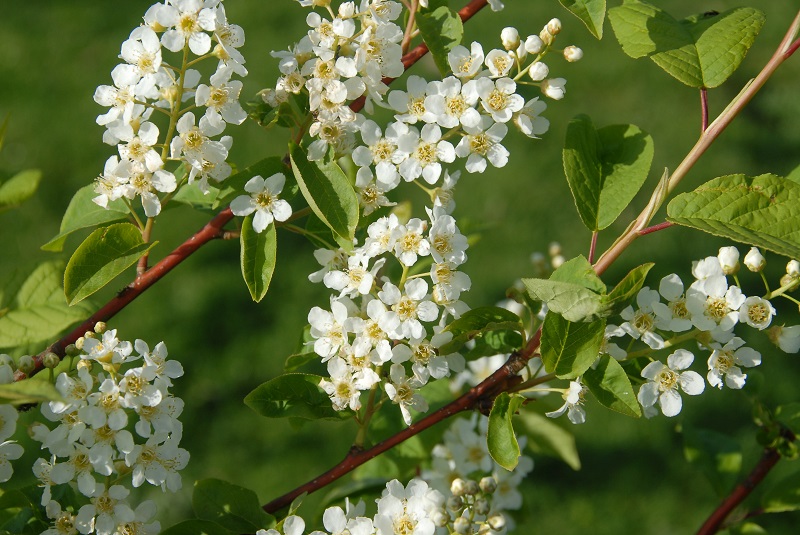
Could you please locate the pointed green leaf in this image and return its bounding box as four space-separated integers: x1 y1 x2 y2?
541 313 606 379
240 216 277 303
171 183 220 211
440 306 523 354
487 392 525 471
786 163 800 185
290 144 358 241
683 427 742 496
64 223 157 305
609 2 765 88
666 173 800 259
0 379 62 405
159 520 233 535
604 263 655 316
0 169 41 210
417 4 464 75
563 115 654 231
550 255 606 293
518 411 581 470
213 157 291 209
193 479 274 532
583 355 641 417
42 184 129 252
0 262 93 348
560 0 606 39
762 471 800 513
522 280 603 323
244 373 347 421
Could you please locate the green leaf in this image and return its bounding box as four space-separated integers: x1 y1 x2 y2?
440 306 523 354
518 411 581 470
549 255 606 293
563 115 654 231
786 163 800 185
0 170 41 210
487 392 525 471
63 222 157 305
583 355 641 417
541 313 606 379
560 0 606 39
522 280 603 323
42 185 129 252
463 330 524 360
666 173 800 259
604 263 655 316
417 5 464 75
283 351 317 372
774 402 800 437
193 479 274 532
290 144 358 242
762 471 800 513
0 114 9 153
159 520 233 535
609 2 765 88
244 373 347 421
214 157 291 209
171 183 220 211
723 523 767 535
0 262 93 349
683 427 742 496
240 216 277 302
0 379 62 405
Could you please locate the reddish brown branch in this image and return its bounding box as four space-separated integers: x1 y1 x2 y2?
263 329 539 513
21 209 234 380
700 88 709 133
695 447 782 535
637 221 673 236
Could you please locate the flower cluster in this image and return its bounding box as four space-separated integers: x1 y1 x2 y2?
31 327 187 535
93 0 248 216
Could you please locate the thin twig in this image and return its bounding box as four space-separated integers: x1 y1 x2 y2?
700 88 709 133
637 221 673 236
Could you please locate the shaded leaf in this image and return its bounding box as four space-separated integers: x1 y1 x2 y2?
417 5 464 75
604 263 655 316
583 355 641 417
762 471 800 513
193 479 274 532
0 170 41 210
609 2 765 88
667 173 800 259
290 144 358 241
549 255 606 293
0 380 62 405
440 306 523 354
244 373 347 421
64 223 157 305
523 279 604 322
560 0 606 39
240 216 277 302
41 185 129 252
159 520 232 535
541 313 606 379
487 392 525 471
563 115 654 231
463 330 524 360
518 410 581 470
683 427 742 496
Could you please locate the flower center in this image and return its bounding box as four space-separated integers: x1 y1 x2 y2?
670 298 689 319
178 14 199 35
715 351 734 373
747 303 770 324
491 55 511 74
414 142 437 166
255 192 275 209
446 95 468 117
393 513 416 535
632 310 655 334
395 297 418 321
372 140 396 162
469 133 491 155
487 88 509 112
655 369 678 391
705 297 730 322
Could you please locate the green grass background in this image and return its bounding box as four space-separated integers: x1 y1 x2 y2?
1 0 800 533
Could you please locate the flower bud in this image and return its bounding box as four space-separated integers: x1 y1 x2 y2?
563 45 583 62
541 78 567 100
528 62 549 82
539 28 554 46
770 325 800 353
549 241 562 256
787 260 800 278
514 43 528 62
446 495 464 512
744 247 766 272
75 336 85 350
432 511 450 527
338 1 355 17
43 352 60 369
500 27 520 51
488 513 506 531
451 478 467 496
717 246 740 275
780 274 794 288
547 18 562 35
17 355 34 375
524 35 544 54
0 354 14 368
465 479 480 496
453 517 471 534
479 476 497 494
94 321 107 334
474 498 490 515
65 344 81 357
551 254 565 268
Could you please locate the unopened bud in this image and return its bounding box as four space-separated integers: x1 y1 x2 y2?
563 45 583 62
479 476 497 494
744 247 766 272
474 498 490 515
524 35 544 54
539 28 554 46
547 18 562 35
338 1 355 17
43 352 60 369
447 495 464 511
432 511 450 528
500 27 520 51
528 61 549 82
514 43 528 62
780 274 795 289
717 246 740 275
75 337 85 351
453 517 471 534
787 260 800 278
487 514 506 531
451 478 467 497
17 355 35 375
549 241 562 256
65 344 81 357
551 254 566 268
84 331 95 339
465 479 480 496
0 354 14 368
94 322 107 334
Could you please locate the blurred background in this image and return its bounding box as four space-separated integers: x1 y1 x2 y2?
1 0 800 533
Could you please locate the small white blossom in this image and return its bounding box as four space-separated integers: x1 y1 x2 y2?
230 173 292 233
546 380 587 424
744 247 766 272
707 337 761 389
638 350 705 417
739 296 775 330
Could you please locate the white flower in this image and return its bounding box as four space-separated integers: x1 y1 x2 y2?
319 506 374 535
0 440 23 483
195 67 247 125
484 49 514 77
772 325 800 353
513 97 549 138
352 120 407 190
120 162 177 217
448 42 484 79
638 349 705 417
717 246 740 275
320 357 379 411
396 124 455 184
323 255 384 298
739 296 775 330
620 287 665 349
391 218 431 266
385 364 429 425
528 61 549 82
170 111 228 167
75 484 133 535
744 247 766 272
563 45 583 62
524 35 544 54
378 280 439 339
81 330 134 366
500 27 520 50
374 479 442 535
158 0 217 55
686 277 746 335
230 173 292 232
541 78 567 100
476 77 524 123
389 75 437 124
546 380 587 424
454 116 509 173
0 404 19 442
125 435 189 492
651 274 693 332
707 337 761 389
308 298 352 360
364 214 400 258
787 259 800 278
